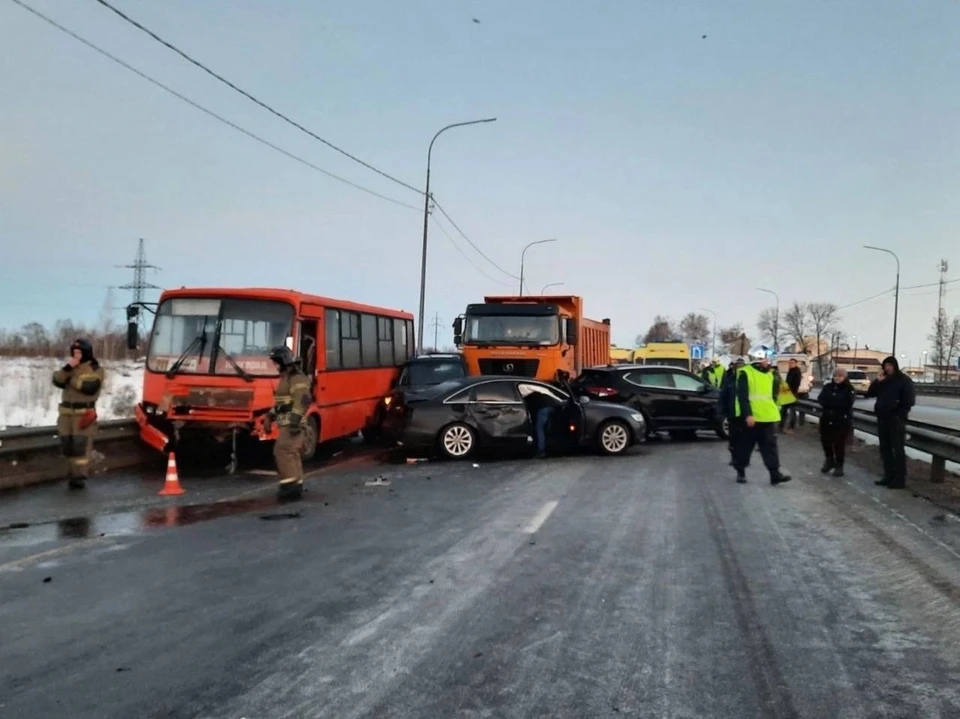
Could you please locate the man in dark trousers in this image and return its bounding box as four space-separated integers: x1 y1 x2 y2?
865 356 915 489
718 356 745 465
779 358 803 434
733 346 792 486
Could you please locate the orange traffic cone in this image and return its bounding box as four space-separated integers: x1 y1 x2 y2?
159 452 185 496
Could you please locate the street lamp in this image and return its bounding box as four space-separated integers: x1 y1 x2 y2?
852 335 858 362
756 288 780 353
921 349 928 380
541 282 564 295
416 117 497 352
863 245 900 355
519 239 557 296
699 307 717 359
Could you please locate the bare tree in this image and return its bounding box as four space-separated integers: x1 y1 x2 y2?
782 302 811 353
756 307 786 349
679 312 710 346
928 310 960 381
642 315 676 344
718 324 747 354
808 302 840 377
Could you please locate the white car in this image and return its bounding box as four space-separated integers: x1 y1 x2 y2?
846 369 871 394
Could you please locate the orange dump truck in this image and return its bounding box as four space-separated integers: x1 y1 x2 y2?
453 295 610 381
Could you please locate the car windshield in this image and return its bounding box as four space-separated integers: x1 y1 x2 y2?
147 297 294 377
463 314 560 345
401 360 465 386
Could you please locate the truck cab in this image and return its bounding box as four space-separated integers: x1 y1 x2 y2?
453 295 609 382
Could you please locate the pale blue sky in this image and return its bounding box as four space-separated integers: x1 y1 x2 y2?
1 0 958 363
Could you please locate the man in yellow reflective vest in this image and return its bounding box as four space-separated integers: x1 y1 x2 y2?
709 358 726 389
733 345 792 485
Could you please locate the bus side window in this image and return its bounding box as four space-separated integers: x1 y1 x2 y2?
325 310 341 369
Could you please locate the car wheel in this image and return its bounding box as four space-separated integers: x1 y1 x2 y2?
715 417 729 440
301 416 320 461
596 419 631 456
438 422 477 460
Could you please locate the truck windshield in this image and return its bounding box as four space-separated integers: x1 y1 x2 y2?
147 297 294 377
463 315 560 345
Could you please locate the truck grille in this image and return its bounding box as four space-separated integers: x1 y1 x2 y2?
478 358 540 377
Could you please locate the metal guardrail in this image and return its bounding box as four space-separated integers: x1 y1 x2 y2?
0 419 139 457
795 399 960 483
811 381 960 397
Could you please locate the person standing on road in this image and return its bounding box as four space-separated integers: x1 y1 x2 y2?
733 346 792 486
817 367 855 477
719 356 745 465
778 358 802 434
266 345 312 501
52 338 105 489
519 384 559 458
865 356 915 489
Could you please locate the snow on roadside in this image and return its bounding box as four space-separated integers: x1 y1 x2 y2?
0 357 144 430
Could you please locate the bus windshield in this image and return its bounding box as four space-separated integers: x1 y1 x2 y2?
463 314 560 345
147 297 294 377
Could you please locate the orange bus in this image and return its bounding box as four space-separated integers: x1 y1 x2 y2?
126 287 414 470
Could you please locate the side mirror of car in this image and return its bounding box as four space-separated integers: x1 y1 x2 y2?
565 318 578 345
578 395 591 404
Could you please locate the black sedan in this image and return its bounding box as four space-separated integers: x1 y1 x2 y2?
571 364 727 440
381 376 646 460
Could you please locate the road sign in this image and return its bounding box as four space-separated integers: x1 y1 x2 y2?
690 344 705 360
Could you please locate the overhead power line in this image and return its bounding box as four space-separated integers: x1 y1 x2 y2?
8 0 420 211
90 0 422 195
430 215 513 288
431 199 520 280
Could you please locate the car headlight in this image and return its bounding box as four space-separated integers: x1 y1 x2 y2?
630 413 644 423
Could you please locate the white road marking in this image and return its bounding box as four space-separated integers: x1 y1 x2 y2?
524 500 559 534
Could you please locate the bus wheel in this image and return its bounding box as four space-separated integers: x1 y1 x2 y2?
301 416 320 462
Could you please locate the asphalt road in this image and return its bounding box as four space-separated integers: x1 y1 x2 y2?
2 438 960 718
853 394 960 431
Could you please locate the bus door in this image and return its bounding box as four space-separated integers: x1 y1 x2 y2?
299 304 326 435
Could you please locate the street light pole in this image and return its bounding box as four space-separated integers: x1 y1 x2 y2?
519 239 557 296
541 282 564 295
863 245 900 356
416 117 497 353
756 288 780 353
699 307 717 359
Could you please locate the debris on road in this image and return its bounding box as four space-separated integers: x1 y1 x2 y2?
258 512 301 521
365 476 391 487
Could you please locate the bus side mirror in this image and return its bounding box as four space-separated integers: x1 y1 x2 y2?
565 318 578 345
125 306 139 350
126 322 139 351
452 317 463 346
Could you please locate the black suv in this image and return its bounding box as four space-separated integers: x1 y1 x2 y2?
396 353 468 391
570 364 726 440
367 354 469 442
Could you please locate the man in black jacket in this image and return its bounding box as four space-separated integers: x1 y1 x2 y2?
718 357 744 465
865 356 916 489
779 358 803 434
